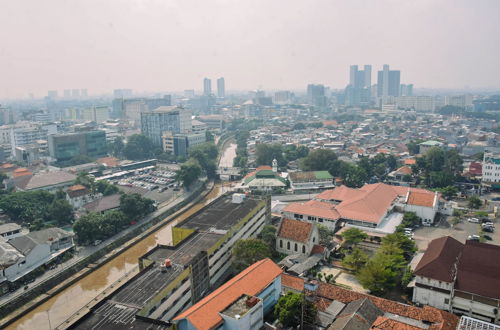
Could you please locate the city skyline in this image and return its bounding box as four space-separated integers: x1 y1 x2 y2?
1 0 500 99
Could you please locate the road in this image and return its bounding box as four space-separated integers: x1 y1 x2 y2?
6 142 237 330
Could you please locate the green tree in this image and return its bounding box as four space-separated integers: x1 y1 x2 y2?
439 186 458 200
175 159 202 188
274 292 317 327
189 143 218 178
119 193 156 219
257 225 277 247
123 134 155 160
425 147 445 172
406 141 420 155
467 195 482 209
48 199 75 226
96 180 119 196
293 123 306 130
317 224 334 246
342 247 369 273
109 136 125 157
341 228 368 246
300 149 337 171
255 143 285 167
358 253 402 295
231 238 272 271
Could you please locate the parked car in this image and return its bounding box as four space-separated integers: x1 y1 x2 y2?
482 222 495 227
484 235 493 241
467 218 480 223
467 235 480 241
483 226 495 233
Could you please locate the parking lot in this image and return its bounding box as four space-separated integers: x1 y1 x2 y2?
413 216 500 252
112 168 183 204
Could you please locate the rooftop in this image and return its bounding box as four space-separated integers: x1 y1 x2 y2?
174 258 282 330
414 236 463 283
16 171 77 190
0 223 21 235
220 294 261 319
277 218 313 243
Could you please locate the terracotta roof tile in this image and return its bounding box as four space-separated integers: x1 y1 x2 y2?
283 200 341 221
371 316 423 329
407 191 435 208
277 218 313 243
173 258 282 330
282 275 459 330
281 273 304 292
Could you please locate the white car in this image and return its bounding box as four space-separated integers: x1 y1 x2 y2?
467 218 480 223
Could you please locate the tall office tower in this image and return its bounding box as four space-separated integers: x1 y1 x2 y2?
63 89 71 98
307 84 326 107
203 78 212 95
217 77 225 98
274 91 292 104
71 89 80 98
81 89 88 98
47 90 58 99
377 64 401 97
345 65 372 106
140 106 191 147
184 90 195 98
400 84 414 96
48 130 107 163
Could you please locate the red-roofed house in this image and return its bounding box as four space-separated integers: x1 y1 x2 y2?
282 183 447 232
413 237 500 325
282 274 459 330
173 258 283 330
276 218 319 256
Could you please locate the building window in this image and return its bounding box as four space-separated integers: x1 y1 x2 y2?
294 243 298 252
280 240 283 248
302 245 305 253
313 237 316 243
444 298 449 304
287 241 290 250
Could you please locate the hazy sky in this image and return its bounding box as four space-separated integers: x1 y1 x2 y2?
1 0 500 98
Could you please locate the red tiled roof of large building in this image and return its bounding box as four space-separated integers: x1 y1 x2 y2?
404 159 416 165
394 166 413 175
12 168 32 178
407 191 436 208
281 273 304 292
67 184 90 198
414 236 463 282
455 241 500 299
287 183 438 225
277 218 313 243
173 258 282 330
283 200 341 221
283 275 458 330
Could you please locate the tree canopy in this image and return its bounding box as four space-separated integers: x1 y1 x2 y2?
119 193 156 220
274 292 317 327
300 149 337 171
255 143 286 167
175 159 202 188
341 228 368 245
231 238 272 271
123 134 156 160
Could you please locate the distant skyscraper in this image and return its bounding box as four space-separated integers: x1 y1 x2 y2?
203 78 212 95
377 65 401 97
274 91 292 104
81 89 88 98
307 84 326 107
113 89 133 99
47 90 58 99
345 65 372 106
184 90 195 98
217 77 225 98
400 84 414 96
63 89 71 98
71 89 80 98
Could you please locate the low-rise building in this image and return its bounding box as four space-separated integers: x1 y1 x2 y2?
173 258 282 330
283 183 446 232
288 170 334 193
66 184 97 209
10 170 77 192
0 223 22 240
482 152 500 189
413 236 500 325
0 228 74 285
238 162 287 192
276 218 319 256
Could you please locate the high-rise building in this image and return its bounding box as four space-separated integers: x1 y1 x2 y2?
217 77 225 98
345 65 372 106
82 106 110 123
113 89 133 99
274 91 292 104
307 84 327 107
48 130 107 163
203 78 212 95
47 90 58 99
377 65 401 97
81 89 88 98
63 89 71 99
71 89 80 98
400 84 413 96
111 95 171 120
140 106 191 147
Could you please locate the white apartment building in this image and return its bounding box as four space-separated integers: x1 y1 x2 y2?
482 152 500 185
396 96 435 112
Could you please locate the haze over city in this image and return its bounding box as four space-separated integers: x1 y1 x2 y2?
1 0 500 98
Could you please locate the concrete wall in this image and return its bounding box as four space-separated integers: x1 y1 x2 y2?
412 276 452 310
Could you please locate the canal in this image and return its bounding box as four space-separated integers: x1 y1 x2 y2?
8 142 237 329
